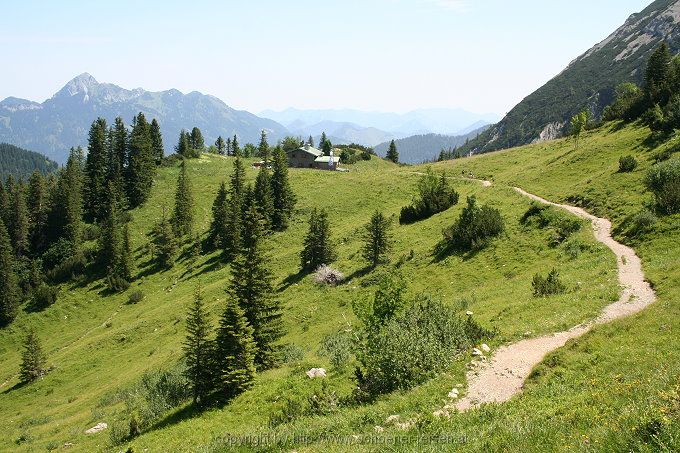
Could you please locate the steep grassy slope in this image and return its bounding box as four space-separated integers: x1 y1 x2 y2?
246 122 678 452
0 148 621 451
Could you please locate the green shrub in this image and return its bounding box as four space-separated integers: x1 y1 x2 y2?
399 169 459 224
442 196 504 251
268 380 341 427
127 290 144 304
280 344 304 363
108 274 131 293
521 203 582 246
354 294 492 400
318 331 353 370
532 268 567 297
30 284 59 311
644 158 680 214
618 155 638 172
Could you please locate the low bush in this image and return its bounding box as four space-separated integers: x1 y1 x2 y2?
268 380 341 427
618 155 638 172
399 169 459 224
353 292 492 401
532 268 567 297
280 344 304 363
127 290 144 304
108 274 131 293
30 284 59 311
318 331 353 370
441 196 504 251
521 203 582 246
644 158 680 214
45 252 87 283
312 265 344 286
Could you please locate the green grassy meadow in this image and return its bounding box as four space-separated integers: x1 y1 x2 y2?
0 122 678 452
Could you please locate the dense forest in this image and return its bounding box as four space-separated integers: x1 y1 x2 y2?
0 143 58 180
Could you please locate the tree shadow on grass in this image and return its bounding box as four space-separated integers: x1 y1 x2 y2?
1 380 27 395
278 270 307 292
431 240 483 264
642 130 674 150
342 266 373 285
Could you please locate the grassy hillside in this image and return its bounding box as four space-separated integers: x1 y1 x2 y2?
0 122 677 452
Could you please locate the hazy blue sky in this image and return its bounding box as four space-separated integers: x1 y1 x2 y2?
2 0 653 115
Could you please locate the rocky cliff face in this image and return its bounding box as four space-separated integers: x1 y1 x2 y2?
461 0 680 155
0 73 288 163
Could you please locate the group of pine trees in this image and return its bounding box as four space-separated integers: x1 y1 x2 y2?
0 113 164 328
604 41 680 132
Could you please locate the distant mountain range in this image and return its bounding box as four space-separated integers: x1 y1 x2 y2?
0 73 289 163
260 107 500 145
0 143 58 180
461 0 680 154
373 125 490 164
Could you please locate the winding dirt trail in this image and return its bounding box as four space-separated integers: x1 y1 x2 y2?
454 186 656 411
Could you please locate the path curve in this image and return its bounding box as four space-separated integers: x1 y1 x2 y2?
454 187 656 411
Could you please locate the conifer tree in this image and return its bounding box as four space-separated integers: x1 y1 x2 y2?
190 127 205 151
222 195 242 261
300 208 337 271
0 180 8 231
215 136 226 155
307 135 314 147
0 219 19 327
126 113 156 208
258 130 270 161
184 287 215 404
171 160 194 237
226 137 232 157
322 138 332 156
109 117 128 205
230 156 246 200
230 205 283 369
386 140 399 164
47 148 84 252
101 186 132 290
214 296 257 398
9 181 29 257
254 166 274 228
319 132 328 150
27 171 48 256
232 135 241 157
152 209 177 269
150 118 164 164
645 42 672 106
84 117 109 222
362 211 393 268
208 182 229 249
19 329 46 383
270 146 296 231
176 130 191 157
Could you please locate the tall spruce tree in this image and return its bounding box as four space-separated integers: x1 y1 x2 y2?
171 160 194 237
645 42 672 107
258 130 270 161
27 171 48 256
232 135 241 157
190 127 205 151
300 208 337 271
230 205 283 369
362 211 393 268
152 209 178 269
0 180 7 229
215 136 226 155
84 118 109 222
214 296 257 398
126 113 156 208
386 140 399 164
101 185 132 290
176 130 191 157
110 117 128 206
254 166 274 229
9 181 29 257
307 135 314 147
321 138 332 156
184 287 215 404
208 182 229 249
150 118 164 164
47 148 84 252
319 132 328 150
226 137 232 157
270 146 296 231
0 219 19 326
19 329 46 383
